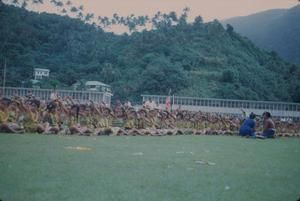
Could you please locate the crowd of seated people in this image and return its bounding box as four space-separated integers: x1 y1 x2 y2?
0 95 299 137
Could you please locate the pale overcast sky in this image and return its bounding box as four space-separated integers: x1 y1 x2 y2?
29 0 298 22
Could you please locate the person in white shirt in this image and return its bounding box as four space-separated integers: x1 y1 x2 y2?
144 99 151 109
50 90 58 101
149 99 156 110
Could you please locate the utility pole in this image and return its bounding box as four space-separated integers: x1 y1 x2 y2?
2 58 6 95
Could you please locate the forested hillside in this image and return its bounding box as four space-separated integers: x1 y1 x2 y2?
224 5 300 64
1 4 299 103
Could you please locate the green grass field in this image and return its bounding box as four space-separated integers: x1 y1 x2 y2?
0 134 299 201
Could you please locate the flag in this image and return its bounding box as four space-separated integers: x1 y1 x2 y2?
166 96 171 111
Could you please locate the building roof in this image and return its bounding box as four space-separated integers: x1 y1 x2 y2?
85 81 110 87
34 68 50 72
30 79 40 84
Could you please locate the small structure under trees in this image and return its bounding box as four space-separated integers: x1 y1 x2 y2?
73 80 111 93
34 68 50 80
85 81 111 93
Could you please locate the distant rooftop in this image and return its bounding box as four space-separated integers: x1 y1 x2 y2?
34 68 50 72
85 81 110 87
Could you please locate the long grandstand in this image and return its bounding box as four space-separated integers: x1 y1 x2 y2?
2 87 112 106
142 95 300 121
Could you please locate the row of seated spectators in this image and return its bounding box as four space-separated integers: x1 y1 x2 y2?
0 95 299 137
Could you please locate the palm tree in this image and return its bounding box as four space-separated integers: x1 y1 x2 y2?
84 13 94 22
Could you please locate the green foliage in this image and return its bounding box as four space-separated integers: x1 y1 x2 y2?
193 16 203 26
0 4 299 103
221 69 238 83
139 57 188 95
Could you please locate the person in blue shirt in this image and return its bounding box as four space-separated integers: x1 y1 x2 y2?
239 112 256 137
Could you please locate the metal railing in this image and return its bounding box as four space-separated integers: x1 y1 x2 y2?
2 87 112 106
142 95 300 120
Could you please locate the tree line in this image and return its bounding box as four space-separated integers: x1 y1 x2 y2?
0 3 299 103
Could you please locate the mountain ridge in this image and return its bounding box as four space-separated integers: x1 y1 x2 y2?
223 5 300 64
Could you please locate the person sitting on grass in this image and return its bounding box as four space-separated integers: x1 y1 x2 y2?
261 112 275 138
239 112 256 137
0 98 24 133
256 112 276 139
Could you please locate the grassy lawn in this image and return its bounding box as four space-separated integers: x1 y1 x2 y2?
0 134 299 201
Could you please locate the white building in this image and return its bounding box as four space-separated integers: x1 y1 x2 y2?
85 81 111 93
34 68 50 80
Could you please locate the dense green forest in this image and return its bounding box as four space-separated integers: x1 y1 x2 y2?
0 4 300 103
223 5 300 64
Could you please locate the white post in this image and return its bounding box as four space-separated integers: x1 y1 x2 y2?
172 95 175 111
